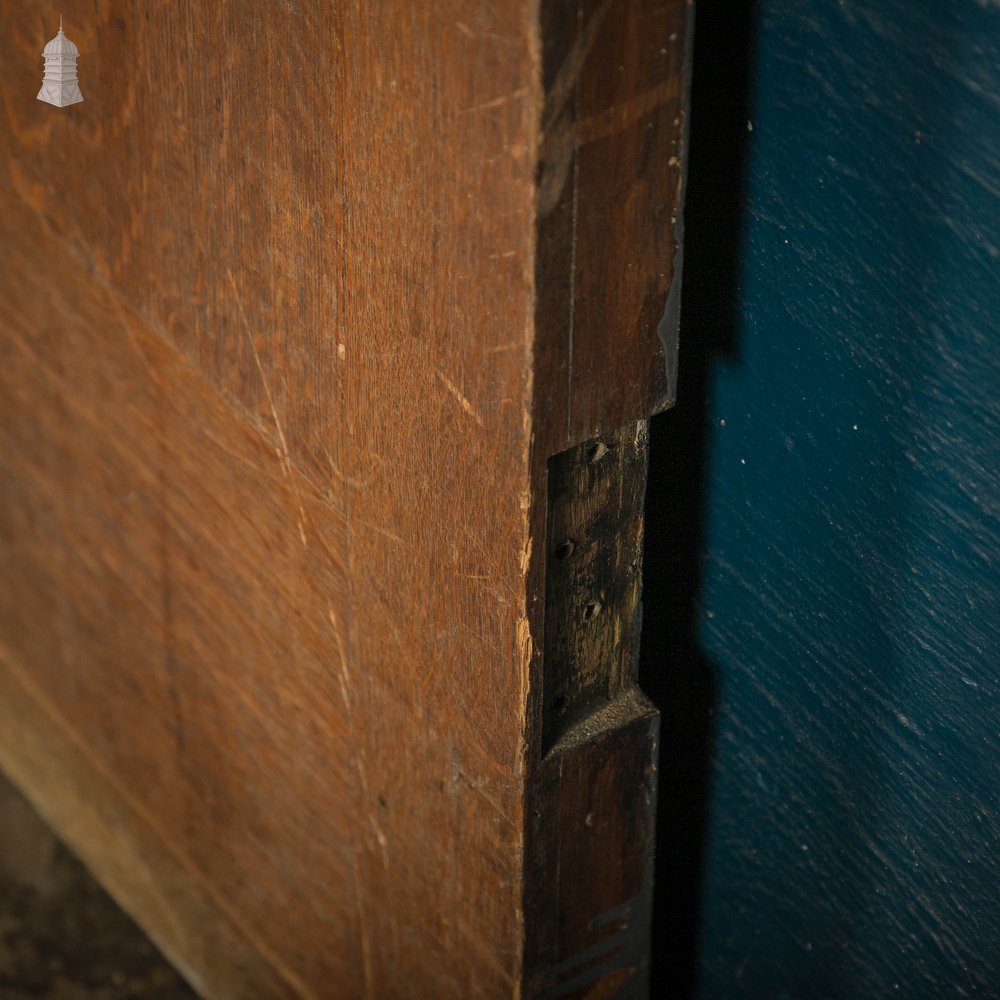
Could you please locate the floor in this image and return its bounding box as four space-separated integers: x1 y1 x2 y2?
0 772 196 999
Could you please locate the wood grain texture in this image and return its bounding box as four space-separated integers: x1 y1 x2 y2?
1 4 536 994
525 693 659 999
0 195 350 998
525 422 654 996
524 2 688 991
0 2 689 995
535 0 691 456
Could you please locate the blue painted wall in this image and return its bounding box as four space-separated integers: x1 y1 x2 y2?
643 0 999 995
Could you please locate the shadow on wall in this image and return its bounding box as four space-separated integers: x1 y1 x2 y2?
644 0 1000 994
640 2 759 996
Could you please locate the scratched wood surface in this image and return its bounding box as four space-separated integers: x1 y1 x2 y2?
0 2 689 996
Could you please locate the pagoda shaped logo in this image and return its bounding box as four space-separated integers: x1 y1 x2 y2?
38 16 83 108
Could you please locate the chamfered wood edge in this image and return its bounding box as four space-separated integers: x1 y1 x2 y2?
524 693 659 998
522 418 658 997
541 424 649 754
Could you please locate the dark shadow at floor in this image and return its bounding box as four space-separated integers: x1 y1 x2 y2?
640 3 760 995
0 772 196 999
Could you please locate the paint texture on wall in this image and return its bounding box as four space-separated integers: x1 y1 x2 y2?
652 0 999 995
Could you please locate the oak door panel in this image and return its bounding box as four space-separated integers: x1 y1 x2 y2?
0 2 690 995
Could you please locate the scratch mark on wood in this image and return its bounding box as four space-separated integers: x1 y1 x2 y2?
486 339 521 353
537 891 647 998
436 369 485 427
328 605 352 713
354 519 406 547
322 444 370 491
576 78 683 147
370 815 390 871
464 86 531 113
226 270 290 472
537 0 614 219
227 268 309 547
542 0 614 135
351 852 375 1000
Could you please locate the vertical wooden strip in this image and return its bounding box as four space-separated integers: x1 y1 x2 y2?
526 694 659 999
525 0 688 990
525 422 657 997
535 0 691 456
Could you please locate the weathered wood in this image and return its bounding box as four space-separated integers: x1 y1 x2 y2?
526 694 659 999
0 2 689 995
535 0 690 456
525 414 658 998
542 424 649 753
524 1 688 993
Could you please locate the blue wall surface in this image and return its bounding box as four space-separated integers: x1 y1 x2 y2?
643 1 999 995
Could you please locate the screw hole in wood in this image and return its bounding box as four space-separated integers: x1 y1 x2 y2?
587 441 608 464
555 539 575 560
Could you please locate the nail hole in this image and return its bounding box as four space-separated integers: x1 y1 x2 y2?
588 441 608 463
555 539 575 560
584 600 602 621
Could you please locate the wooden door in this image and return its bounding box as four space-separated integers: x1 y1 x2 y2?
0 3 690 996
